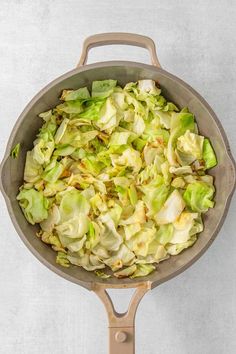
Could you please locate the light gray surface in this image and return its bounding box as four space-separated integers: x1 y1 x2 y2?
0 1 236 353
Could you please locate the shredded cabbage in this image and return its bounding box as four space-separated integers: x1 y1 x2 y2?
10 143 21 159
17 79 217 278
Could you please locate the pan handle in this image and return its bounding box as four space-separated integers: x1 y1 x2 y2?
93 282 151 354
77 32 161 68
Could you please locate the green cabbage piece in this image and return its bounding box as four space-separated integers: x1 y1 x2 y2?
59 189 90 221
55 189 91 246
132 114 145 135
54 118 69 144
32 123 55 165
155 190 185 224
183 182 215 212
10 143 20 158
40 230 64 252
157 111 171 129
141 181 170 217
92 80 117 98
202 138 217 169
114 264 137 278
79 155 105 175
175 148 196 166
59 126 98 148
166 236 197 255
94 270 111 279
166 110 195 166
56 252 70 267
171 212 198 244
99 214 123 252
43 180 67 197
132 137 146 151
143 146 160 165
161 161 172 185
177 130 204 159
112 91 127 110
130 264 155 278
169 165 192 175
38 109 53 122
128 184 138 206
79 99 105 120
24 151 43 183
156 224 174 246
111 147 142 172
67 252 105 271
138 80 161 95
17 188 49 224
61 87 90 101
57 100 83 114
43 159 63 183
190 215 203 236
104 244 135 271
109 131 134 146
40 205 60 232
126 227 156 257
54 145 76 157
95 97 118 133
120 201 146 225
171 177 185 189
86 221 100 250
124 223 141 240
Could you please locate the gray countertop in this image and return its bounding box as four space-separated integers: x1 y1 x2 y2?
0 1 236 353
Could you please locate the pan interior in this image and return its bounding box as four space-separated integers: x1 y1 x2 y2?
2 62 235 290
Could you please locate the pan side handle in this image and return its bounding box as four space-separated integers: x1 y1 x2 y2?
77 32 161 68
93 282 151 354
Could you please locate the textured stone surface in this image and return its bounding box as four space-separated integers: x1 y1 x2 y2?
0 1 236 353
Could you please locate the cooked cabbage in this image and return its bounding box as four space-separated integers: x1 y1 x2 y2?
17 79 217 278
